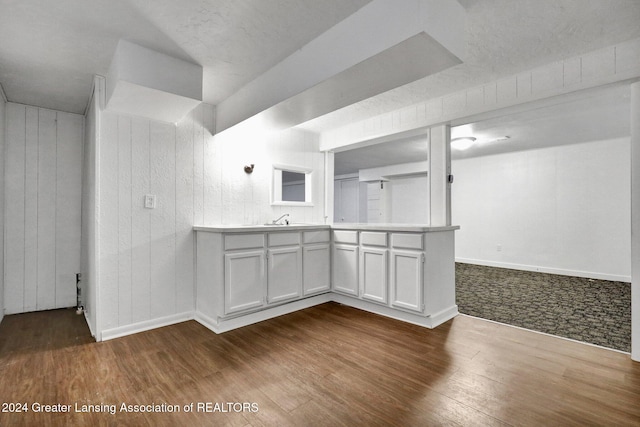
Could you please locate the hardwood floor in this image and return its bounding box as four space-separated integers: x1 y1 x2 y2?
1 303 639 426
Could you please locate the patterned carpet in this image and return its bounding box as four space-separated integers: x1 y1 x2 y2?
455 263 631 352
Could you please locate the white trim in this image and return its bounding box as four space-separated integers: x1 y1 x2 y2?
456 258 631 283
459 313 630 355
331 293 458 329
93 75 105 342
100 311 194 341
195 293 332 334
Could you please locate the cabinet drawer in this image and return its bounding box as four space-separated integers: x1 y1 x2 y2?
361 231 387 247
333 230 358 244
303 230 330 244
268 231 300 247
391 233 423 250
224 233 265 251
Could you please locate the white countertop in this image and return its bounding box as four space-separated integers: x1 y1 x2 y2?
194 224 331 233
331 223 460 232
194 223 458 233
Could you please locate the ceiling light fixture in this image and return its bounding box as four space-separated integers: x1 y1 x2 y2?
451 137 476 150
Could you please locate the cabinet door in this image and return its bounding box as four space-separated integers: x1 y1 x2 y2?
224 250 266 315
390 250 423 313
267 246 302 304
303 244 330 295
360 247 388 304
332 244 359 296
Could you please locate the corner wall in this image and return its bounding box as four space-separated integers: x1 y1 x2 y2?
96 95 326 340
81 78 101 337
452 137 631 281
0 85 6 324
97 103 214 339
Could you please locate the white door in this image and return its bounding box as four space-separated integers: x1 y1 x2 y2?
390 250 423 312
267 246 302 304
224 250 266 314
332 244 359 296
303 244 331 295
360 247 388 304
335 178 359 223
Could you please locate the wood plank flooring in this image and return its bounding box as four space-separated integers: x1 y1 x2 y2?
1 303 639 426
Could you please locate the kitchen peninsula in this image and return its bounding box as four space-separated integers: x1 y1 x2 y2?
194 223 459 333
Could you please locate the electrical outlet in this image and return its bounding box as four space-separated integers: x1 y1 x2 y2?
497 244 502 252
144 194 156 209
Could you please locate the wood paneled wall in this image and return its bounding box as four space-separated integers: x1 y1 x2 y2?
96 102 326 338
3 103 83 314
98 107 208 333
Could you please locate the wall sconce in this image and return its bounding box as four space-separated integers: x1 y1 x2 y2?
244 164 255 174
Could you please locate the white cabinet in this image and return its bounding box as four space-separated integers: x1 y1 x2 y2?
224 250 266 314
196 227 332 330
303 244 330 295
267 246 302 304
332 244 359 296
332 229 428 314
302 230 331 295
196 224 457 333
390 249 423 313
360 247 388 303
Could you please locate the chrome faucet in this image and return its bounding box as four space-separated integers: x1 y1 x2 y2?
272 213 290 225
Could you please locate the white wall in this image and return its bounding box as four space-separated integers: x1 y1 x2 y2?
452 138 631 281
3 103 83 314
95 95 325 339
0 86 6 323
81 80 100 336
211 126 325 226
388 174 429 224
97 103 214 338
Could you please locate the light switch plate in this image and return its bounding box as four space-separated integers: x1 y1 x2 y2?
144 194 156 209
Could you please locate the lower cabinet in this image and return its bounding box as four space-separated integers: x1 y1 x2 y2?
360 247 388 304
332 244 359 296
200 228 331 321
303 244 331 295
224 250 266 315
267 246 302 304
390 249 423 313
331 230 428 315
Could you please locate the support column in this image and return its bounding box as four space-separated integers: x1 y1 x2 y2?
428 125 452 226
324 151 335 224
631 82 640 362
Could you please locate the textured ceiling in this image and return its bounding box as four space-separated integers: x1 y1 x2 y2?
0 0 369 113
299 0 640 133
0 0 639 130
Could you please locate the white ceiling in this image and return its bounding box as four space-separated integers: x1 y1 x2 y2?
298 0 640 133
0 0 369 113
1 0 639 137
334 83 631 175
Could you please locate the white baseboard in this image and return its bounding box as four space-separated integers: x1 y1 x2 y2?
331 293 458 329
455 258 631 283
100 311 194 341
97 291 458 340
429 305 460 327
195 294 332 334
